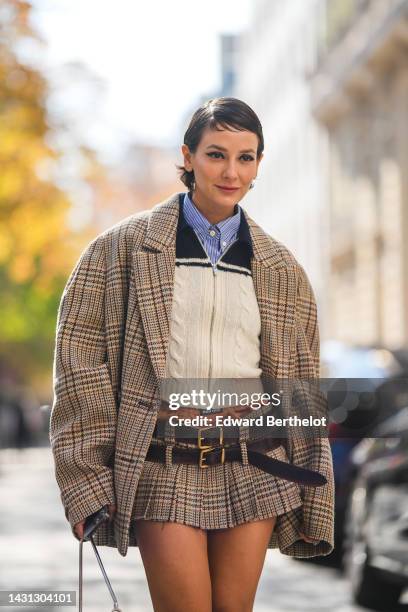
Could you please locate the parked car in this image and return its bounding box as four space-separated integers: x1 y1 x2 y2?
343 408 408 610
322 341 408 566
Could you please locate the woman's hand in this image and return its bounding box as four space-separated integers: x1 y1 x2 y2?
74 504 116 540
299 530 320 545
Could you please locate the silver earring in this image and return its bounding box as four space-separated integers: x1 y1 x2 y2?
249 178 256 190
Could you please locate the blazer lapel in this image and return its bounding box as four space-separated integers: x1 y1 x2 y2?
244 212 298 379
131 193 181 383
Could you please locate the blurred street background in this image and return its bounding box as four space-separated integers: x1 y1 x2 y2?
1 0 408 610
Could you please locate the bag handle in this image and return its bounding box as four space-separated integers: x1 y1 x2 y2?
78 531 122 611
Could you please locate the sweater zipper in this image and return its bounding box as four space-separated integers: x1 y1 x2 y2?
208 239 237 383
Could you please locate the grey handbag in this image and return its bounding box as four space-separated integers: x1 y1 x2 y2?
78 506 122 611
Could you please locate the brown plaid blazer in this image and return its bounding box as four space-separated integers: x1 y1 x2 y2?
49 191 335 558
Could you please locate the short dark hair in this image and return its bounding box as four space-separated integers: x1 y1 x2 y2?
177 97 264 191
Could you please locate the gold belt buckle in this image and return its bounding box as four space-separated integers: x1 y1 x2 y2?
198 427 225 468
199 446 226 468
197 426 223 448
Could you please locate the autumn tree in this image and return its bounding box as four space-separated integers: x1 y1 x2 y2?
0 0 75 389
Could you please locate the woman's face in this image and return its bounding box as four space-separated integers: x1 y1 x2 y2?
182 125 263 212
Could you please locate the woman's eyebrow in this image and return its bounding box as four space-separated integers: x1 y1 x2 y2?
205 144 256 154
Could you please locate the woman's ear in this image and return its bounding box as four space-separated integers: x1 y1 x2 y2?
182 144 193 172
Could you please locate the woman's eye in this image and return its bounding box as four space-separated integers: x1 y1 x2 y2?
207 152 254 161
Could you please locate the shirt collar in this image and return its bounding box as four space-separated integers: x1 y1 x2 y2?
178 191 253 256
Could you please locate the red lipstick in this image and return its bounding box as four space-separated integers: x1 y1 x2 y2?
216 185 239 192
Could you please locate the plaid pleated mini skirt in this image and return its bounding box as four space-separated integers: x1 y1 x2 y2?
131 436 303 531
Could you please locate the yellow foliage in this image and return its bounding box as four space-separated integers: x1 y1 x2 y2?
0 230 13 263
0 166 24 201
8 253 35 283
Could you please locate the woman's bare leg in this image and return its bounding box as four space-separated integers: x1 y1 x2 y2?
207 517 277 612
133 520 212 612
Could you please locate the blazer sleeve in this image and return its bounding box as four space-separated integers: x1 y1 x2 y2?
49 235 117 534
289 265 335 549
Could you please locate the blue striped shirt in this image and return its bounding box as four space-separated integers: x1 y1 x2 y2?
183 192 241 265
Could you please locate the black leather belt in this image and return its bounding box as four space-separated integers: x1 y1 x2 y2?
146 433 327 488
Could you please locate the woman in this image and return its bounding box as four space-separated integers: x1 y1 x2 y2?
50 97 334 612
